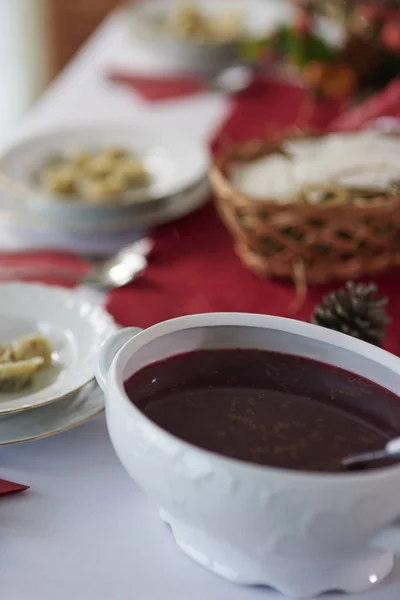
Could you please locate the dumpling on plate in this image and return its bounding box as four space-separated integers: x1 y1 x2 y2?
11 333 52 367
0 357 45 392
81 180 114 203
66 148 93 167
102 147 129 162
42 165 78 196
83 154 114 178
116 158 150 188
101 173 129 196
0 345 12 363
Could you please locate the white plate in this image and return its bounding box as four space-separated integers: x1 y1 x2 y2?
132 0 292 39
0 175 210 234
0 381 104 445
129 0 292 73
0 121 210 212
0 179 210 255
0 283 117 414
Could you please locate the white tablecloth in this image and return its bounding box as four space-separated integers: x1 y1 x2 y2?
6 11 229 148
3 414 400 600
2 9 400 600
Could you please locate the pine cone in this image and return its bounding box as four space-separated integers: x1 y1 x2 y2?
311 281 390 346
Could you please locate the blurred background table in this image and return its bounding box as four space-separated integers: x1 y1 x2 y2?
4 7 230 149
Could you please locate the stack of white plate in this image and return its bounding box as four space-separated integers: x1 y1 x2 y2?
128 0 292 74
0 283 117 445
0 122 210 255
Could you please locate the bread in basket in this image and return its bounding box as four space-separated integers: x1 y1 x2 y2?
210 131 400 285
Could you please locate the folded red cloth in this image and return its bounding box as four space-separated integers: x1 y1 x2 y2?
330 77 400 131
106 69 297 103
107 70 206 101
212 79 343 153
0 478 29 496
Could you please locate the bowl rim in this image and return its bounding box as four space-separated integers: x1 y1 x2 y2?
110 311 400 483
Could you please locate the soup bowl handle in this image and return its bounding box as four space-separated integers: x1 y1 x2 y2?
96 327 143 392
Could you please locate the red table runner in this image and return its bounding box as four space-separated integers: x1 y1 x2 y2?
107 78 400 356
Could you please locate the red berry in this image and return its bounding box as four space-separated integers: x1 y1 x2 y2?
381 20 400 52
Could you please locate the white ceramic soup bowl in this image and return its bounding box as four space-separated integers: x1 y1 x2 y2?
96 313 400 598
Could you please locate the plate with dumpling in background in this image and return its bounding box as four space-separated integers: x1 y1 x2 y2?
0 121 209 233
35 145 153 205
0 283 117 414
128 0 292 73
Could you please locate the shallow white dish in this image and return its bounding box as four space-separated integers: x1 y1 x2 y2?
0 283 116 414
0 178 210 254
0 381 104 445
0 122 209 222
129 0 292 73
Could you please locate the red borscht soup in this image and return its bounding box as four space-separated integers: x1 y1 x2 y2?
124 349 400 473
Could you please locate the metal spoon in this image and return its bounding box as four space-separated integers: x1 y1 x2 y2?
210 66 254 94
342 437 400 470
108 65 255 97
0 238 152 290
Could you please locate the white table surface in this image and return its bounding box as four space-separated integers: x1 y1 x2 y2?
2 9 400 600
6 9 229 146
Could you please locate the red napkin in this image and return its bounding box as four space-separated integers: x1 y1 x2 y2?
107 70 207 101
106 69 291 103
0 250 92 289
330 77 400 131
0 479 29 496
212 79 343 153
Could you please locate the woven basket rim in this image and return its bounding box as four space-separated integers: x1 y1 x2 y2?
211 130 400 211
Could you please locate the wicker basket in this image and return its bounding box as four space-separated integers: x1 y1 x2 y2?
210 134 400 285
